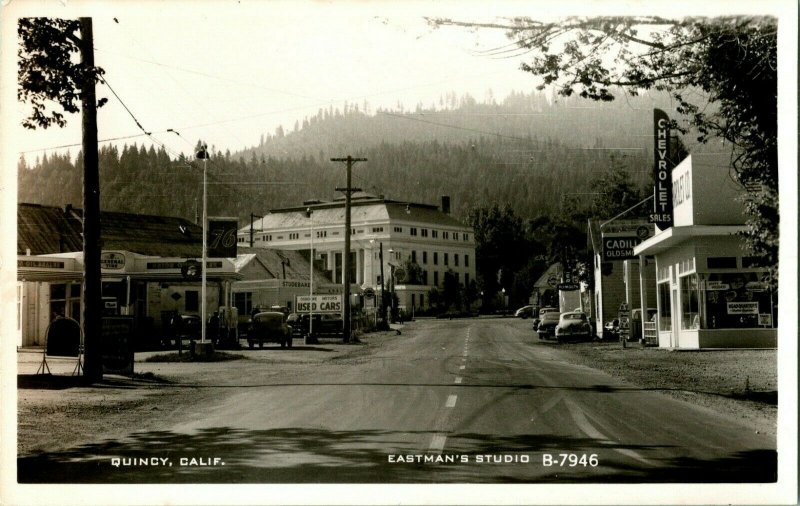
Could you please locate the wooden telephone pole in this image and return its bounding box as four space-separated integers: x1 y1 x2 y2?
79 17 102 382
331 156 366 343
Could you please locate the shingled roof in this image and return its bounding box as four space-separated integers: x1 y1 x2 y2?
235 247 332 283
18 203 204 257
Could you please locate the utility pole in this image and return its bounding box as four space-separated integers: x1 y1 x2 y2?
379 242 386 328
249 213 262 247
331 156 366 342
79 17 102 382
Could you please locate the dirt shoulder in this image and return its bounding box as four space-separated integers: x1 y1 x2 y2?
550 341 778 436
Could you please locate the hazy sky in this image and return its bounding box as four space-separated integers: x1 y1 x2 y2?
3 0 788 161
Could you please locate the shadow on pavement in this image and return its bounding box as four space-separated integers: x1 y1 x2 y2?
18 373 170 390
17 426 776 484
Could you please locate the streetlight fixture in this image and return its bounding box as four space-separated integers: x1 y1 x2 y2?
388 248 396 323
306 207 314 342
196 143 209 346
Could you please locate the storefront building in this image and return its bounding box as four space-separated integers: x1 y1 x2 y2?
17 250 240 348
588 219 657 339
633 155 777 348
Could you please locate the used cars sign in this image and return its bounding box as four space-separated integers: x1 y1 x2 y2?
296 294 343 313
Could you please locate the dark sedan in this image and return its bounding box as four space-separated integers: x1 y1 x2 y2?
536 311 561 340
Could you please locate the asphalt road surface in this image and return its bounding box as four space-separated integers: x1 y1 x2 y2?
18 318 776 484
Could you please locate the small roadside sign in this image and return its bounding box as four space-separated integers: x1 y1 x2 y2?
364 287 375 299
557 282 580 291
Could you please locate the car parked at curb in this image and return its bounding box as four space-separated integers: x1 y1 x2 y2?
555 312 593 343
536 311 561 340
514 305 535 319
602 318 620 340
247 311 293 349
532 307 559 331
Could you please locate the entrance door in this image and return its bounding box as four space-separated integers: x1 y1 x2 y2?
671 288 680 348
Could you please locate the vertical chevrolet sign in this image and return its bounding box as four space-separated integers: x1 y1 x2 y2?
651 109 674 230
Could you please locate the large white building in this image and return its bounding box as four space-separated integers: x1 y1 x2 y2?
237 194 476 312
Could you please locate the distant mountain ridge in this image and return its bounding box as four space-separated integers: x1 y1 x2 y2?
19 90 696 225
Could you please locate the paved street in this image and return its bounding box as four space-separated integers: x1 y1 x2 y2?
18 318 776 483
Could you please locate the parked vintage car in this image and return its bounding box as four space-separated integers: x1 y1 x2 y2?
602 318 620 340
162 313 201 348
555 312 593 342
514 305 535 319
286 313 307 338
247 311 293 349
536 311 561 340
532 307 559 331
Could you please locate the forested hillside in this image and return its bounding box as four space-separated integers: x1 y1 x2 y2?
19 90 682 224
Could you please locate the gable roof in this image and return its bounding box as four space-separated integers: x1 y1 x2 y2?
18 203 203 257
235 247 332 283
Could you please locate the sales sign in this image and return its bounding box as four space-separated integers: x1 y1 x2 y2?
207 217 239 258
296 294 343 314
101 316 135 376
650 108 674 230
727 302 759 315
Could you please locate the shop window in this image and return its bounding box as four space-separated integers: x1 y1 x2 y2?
741 256 762 268
234 292 252 315
704 272 776 329
680 274 700 330
707 257 737 269
185 290 199 312
657 282 671 332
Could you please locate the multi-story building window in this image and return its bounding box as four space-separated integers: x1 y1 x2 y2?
443 231 449 239
263 234 272 241
444 253 449 266
432 230 438 238
371 227 384 233
433 252 438 265
411 251 417 263
422 270 428 285
289 233 299 240
316 230 327 238
465 254 469 267
454 254 459 267
422 251 427 264
465 273 470 286
463 233 469 241
410 227 418 236
421 229 429 237
433 271 439 287
394 226 403 233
